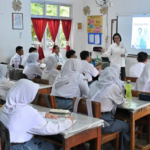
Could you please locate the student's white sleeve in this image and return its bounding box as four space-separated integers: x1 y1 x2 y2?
89 64 99 77
79 75 89 97
102 45 112 57
28 118 72 135
35 66 43 77
124 45 128 57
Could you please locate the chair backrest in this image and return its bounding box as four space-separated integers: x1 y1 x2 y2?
1 62 8 65
73 98 101 118
132 90 150 97
32 78 49 85
9 70 27 80
32 93 56 109
124 77 138 82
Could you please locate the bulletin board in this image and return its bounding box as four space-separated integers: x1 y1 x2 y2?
87 15 103 45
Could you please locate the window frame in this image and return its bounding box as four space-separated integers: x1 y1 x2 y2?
31 1 72 50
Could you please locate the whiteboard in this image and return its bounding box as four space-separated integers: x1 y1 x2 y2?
118 14 150 55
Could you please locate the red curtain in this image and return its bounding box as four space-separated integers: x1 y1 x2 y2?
61 20 72 51
47 19 60 53
31 18 47 60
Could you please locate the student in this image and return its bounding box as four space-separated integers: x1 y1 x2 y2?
80 51 101 85
88 67 130 150
22 47 38 67
51 58 89 111
0 79 73 150
66 50 76 59
0 64 15 104
42 56 59 85
135 64 150 92
23 53 42 79
129 52 148 78
51 45 64 64
10 46 24 66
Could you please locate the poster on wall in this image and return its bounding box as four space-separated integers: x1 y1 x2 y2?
12 13 23 30
87 15 103 33
87 15 103 45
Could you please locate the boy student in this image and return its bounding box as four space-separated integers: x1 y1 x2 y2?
22 47 37 67
51 45 64 64
66 50 77 59
10 46 24 66
80 51 101 85
129 52 148 78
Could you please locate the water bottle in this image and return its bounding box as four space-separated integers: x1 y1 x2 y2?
92 59 95 67
95 55 99 62
125 80 132 100
14 59 19 70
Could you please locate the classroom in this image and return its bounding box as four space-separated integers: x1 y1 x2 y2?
0 0 150 150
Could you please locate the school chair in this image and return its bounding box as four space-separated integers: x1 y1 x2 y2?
73 98 120 150
32 78 49 85
124 77 138 82
9 70 27 80
32 93 56 109
0 62 8 65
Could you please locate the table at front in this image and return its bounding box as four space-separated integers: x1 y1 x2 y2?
115 97 150 150
38 84 52 94
31 104 103 150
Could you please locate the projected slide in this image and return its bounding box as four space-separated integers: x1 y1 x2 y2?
131 17 150 49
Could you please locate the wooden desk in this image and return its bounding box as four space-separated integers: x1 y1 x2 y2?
38 84 52 94
115 97 150 150
31 104 104 150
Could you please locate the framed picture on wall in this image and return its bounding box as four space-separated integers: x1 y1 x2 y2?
12 13 23 30
76 22 83 31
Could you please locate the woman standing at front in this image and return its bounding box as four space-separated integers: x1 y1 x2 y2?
101 33 128 80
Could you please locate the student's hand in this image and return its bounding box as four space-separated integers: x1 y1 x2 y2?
96 65 102 70
101 49 105 53
45 113 59 119
120 54 125 57
67 116 73 123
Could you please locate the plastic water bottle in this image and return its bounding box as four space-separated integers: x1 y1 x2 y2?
14 59 19 70
125 80 132 100
96 55 99 62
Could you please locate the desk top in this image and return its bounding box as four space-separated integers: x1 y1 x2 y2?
31 104 104 139
118 97 150 113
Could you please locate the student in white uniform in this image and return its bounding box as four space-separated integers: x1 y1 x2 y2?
23 53 42 80
10 46 24 67
42 56 59 85
80 51 101 85
88 68 130 150
0 79 73 150
0 64 15 105
66 50 77 59
51 58 89 111
51 45 64 64
129 52 148 78
135 64 150 92
22 47 38 67
101 33 128 81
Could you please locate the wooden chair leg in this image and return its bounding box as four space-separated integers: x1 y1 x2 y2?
115 134 119 150
138 125 143 139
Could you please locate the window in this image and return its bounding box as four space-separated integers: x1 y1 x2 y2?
31 2 72 50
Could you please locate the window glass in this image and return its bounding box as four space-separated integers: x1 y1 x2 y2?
60 6 70 17
46 4 57 16
31 3 43 15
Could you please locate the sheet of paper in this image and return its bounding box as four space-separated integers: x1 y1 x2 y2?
95 34 100 44
89 34 94 43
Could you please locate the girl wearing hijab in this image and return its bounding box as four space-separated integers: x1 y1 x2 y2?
0 64 15 104
51 58 89 111
23 53 42 79
42 56 59 85
0 79 73 150
88 68 130 150
135 64 150 92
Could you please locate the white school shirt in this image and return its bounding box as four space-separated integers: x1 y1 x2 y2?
129 63 145 78
10 53 22 66
51 74 89 98
51 53 64 64
42 69 59 85
81 60 99 82
102 43 128 67
21 54 29 67
93 84 126 112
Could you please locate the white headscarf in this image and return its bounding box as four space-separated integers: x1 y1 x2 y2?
54 58 82 88
44 56 58 73
0 64 9 84
0 79 45 142
26 53 39 67
135 64 150 92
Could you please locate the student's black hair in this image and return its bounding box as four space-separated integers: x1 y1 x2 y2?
113 33 122 43
29 47 37 53
80 51 89 60
16 46 23 53
66 50 76 58
138 52 148 62
53 45 59 50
